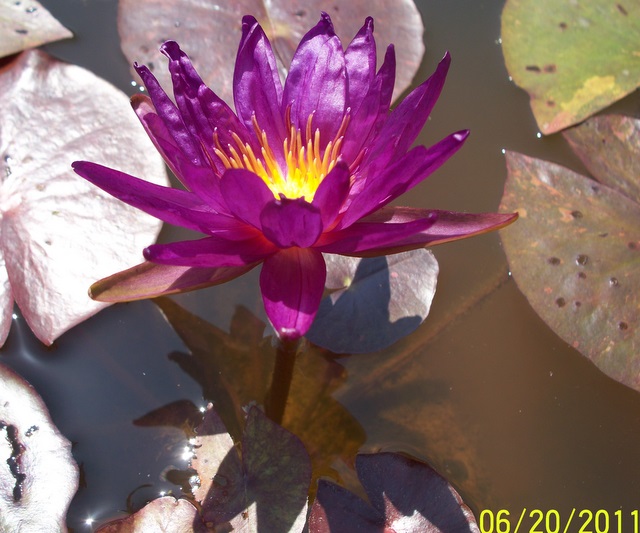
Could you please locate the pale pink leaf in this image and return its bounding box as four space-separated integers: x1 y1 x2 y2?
0 50 168 346
118 0 424 105
0 0 72 58
97 496 203 533
0 363 79 532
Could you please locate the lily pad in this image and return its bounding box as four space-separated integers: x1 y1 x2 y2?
563 114 640 204
501 0 640 134
117 0 424 105
0 50 167 346
191 405 310 532
499 149 640 391
0 363 78 532
309 452 479 532
0 1 72 58
97 496 203 533
307 250 439 353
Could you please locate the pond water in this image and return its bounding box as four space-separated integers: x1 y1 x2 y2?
2 0 640 530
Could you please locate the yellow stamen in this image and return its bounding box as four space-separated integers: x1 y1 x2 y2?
213 112 350 201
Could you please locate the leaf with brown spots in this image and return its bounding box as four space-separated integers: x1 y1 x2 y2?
501 0 640 134
499 147 640 391
0 1 72 58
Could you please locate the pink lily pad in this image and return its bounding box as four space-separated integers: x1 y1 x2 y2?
309 452 479 532
117 0 424 106
0 1 72 58
307 249 439 353
0 363 78 532
97 496 203 532
500 147 640 391
0 50 168 346
501 0 640 134
191 405 310 532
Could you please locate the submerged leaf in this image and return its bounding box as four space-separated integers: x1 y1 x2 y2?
0 50 167 346
500 150 640 391
0 1 72 58
307 250 438 353
154 298 365 494
192 405 310 532
0 363 78 532
118 0 424 105
501 0 640 134
309 452 479 532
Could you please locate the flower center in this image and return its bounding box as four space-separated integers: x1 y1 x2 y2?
214 112 349 201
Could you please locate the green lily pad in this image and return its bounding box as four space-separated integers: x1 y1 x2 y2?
499 150 640 391
501 0 640 134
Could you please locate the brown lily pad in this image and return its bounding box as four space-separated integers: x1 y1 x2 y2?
500 150 640 390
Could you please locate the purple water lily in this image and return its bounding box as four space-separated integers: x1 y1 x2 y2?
73 13 516 340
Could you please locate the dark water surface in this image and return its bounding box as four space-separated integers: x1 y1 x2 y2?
3 0 640 530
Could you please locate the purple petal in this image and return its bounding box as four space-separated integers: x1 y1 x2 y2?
344 17 376 112
260 198 323 248
72 161 244 235
340 132 469 228
89 261 258 302
341 44 396 163
317 214 437 255
311 162 351 229
160 41 257 168
362 51 451 170
220 169 275 228
324 206 518 255
234 16 286 150
144 234 275 267
259 247 326 340
282 13 346 142
135 63 205 169
131 94 189 179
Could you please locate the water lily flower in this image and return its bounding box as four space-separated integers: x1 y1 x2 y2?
73 13 516 340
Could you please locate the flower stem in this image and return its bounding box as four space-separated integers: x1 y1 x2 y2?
265 339 298 425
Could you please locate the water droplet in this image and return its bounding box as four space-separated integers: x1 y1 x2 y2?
555 297 566 308
501 148 506 155
570 210 583 219
3 154 13 177
25 6 36 13
598 232 608 238
130 80 138 87
14 28 28 35
174 20 181 27
547 257 561 266
578 272 587 279
609 277 619 287
576 254 588 266
618 321 628 331
536 132 542 139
